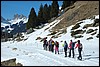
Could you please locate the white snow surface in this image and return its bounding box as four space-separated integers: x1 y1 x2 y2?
1 15 99 66
9 18 28 25
1 23 10 27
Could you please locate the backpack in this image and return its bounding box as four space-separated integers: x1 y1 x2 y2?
52 41 55 45
71 42 75 48
62 44 64 47
79 43 82 49
56 41 59 47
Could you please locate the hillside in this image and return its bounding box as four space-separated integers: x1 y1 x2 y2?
1 1 99 66
1 15 99 66
50 1 99 32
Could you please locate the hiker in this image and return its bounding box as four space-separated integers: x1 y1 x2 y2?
75 40 83 60
64 41 68 57
48 38 53 51
62 43 64 52
48 40 50 51
51 40 55 52
43 37 48 50
68 40 76 58
55 41 59 54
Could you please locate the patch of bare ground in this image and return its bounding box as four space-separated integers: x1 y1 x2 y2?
50 1 99 33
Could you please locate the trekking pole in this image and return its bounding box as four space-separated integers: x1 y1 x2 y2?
74 48 77 58
82 50 84 56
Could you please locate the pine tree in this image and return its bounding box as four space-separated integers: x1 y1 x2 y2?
48 5 51 20
61 1 76 10
26 7 37 29
43 4 49 22
50 1 59 18
38 4 44 24
70 1 76 5
61 1 71 10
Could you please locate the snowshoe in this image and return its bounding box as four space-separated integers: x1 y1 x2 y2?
77 57 82 61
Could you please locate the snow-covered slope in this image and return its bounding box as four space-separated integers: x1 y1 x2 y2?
1 15 99 66
9 17 28 25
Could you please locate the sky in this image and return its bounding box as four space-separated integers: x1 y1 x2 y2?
1 1 63 20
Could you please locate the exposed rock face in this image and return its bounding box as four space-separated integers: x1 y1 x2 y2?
87 37 93 40
93 19 99 27
1 58 23 66
16 63 23 66
86 29 94 34
13 14 27 20
1 58 16 66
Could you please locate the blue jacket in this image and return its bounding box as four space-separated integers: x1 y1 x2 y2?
64 42 68 49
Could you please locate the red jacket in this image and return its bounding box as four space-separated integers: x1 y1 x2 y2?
75 44 79 48
75 43 82 49
68 42 72 49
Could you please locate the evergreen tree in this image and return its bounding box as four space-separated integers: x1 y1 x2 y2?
48 5 51 20
70 1 76 5
61 1 76 10
50 1 59 18
38 4 44 24
43 4 49 22
26 7 37 29
61 1 71 10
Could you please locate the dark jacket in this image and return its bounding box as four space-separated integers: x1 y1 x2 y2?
64 42 68 49
43 39 48 46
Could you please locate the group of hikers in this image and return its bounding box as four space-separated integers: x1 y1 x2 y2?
43 37 59 54
43 37 83 60
63 40 83 60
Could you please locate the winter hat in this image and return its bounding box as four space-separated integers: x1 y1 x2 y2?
77 40 80 43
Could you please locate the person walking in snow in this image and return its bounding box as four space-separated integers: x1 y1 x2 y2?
68 40 76 58
55 41 59 54
64 41 68 57
75 40 83 60
48 38 53 51
51 40 55 52
61 43 64 52
43 37 48 50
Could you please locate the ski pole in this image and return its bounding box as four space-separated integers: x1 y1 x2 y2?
74 48 76 58
82 50 84 56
